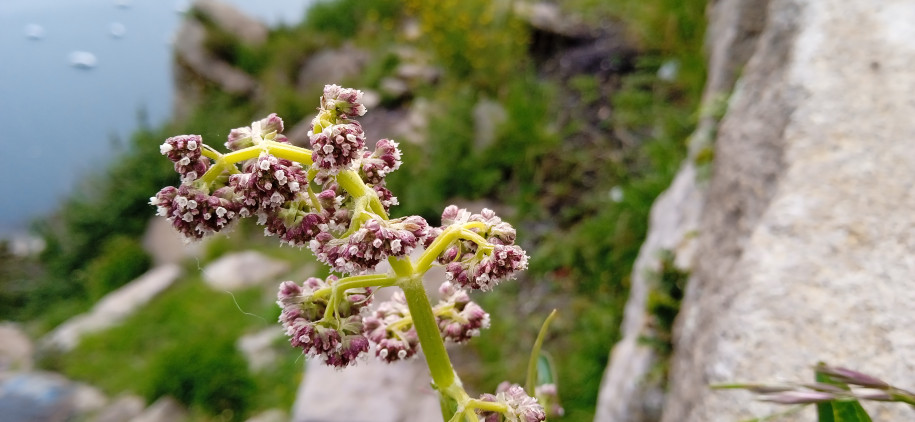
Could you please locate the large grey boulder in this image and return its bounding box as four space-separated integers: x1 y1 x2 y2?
42 265 183 352
173 18 257 94
594 0 766 420
0 372 106 422
95 394 145 422
659 0 915 420
297 45 370 95
292 356 441 422
202 250 290 291
192 0 268 45
142 217 206 266
0 323 33 374
132 396 188 422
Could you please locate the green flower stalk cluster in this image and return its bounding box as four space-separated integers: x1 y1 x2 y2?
152 85 549 421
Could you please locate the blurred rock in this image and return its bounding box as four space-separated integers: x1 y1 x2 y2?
514 2 591 38
0 372 80 422
42 265 183 352
95 395 145 422
378 77 409 99
70 384 107 414
192 0 268 45
0 323 33 374
7 234 45 257
297 45 369 95
292 357 440 422
172 15 257 120
237 326 283 372
142 217 206 265
202 250 289 291
132 396 187 422
472 99 507 149
658 0 915 420
594 0 766 420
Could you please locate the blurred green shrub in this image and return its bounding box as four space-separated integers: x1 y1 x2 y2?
82 235 151 302
405 0 527 93
304 0 403 40
144 339 255 419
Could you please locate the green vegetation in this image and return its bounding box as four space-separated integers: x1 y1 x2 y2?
640 249 689 384
83 235 151 302
6 0 709 419
56 276 300 419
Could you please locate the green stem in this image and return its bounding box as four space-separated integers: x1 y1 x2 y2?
401 276 456 389
526 309 558 394
415 225 491 274
336 170 373 200
466 399 509 413
198 142 313 186
317 274 397 321
388 256 414 278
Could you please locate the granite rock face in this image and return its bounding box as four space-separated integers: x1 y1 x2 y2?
661 0 915 420
594 0 767 420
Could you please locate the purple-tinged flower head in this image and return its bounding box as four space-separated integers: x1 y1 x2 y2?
226 113 288 151
150 184 244 240
441 205 517 245
436 206 529 290
360 139 402 185
309 123 366 173
277 275 373 322
320 84 367 119
363 292 420 363
159 134 210 182
315 187 353 234
262 199 326 247
283 315 369 368
311 216 429 274
442 244 529 291
277 276 373 367
478 383 546 422
434 281 490 343
816 364 891 389
229 153 307 212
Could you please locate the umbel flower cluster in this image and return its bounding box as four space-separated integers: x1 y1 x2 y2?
152 85 551 421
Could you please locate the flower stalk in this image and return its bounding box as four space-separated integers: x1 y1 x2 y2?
152 85 546 421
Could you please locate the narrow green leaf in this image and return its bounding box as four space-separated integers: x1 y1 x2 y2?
815 364 873 422
537 352 555 386
525 309 558 394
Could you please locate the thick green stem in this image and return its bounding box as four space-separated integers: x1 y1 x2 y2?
317 274 397 321
388 256 414 278
336 170 372 199
415 224 491 274
401 276 456 389
198 142 313 186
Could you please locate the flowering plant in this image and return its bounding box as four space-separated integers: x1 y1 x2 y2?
716 363 915 422
151 85 557 421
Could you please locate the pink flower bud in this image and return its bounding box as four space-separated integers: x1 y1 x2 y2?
309 123 366 173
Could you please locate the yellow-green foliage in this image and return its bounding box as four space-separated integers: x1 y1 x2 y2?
405 0 528 92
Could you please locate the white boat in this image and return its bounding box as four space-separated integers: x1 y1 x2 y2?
25 24 45 40
110 22 127 38
69 51 98 69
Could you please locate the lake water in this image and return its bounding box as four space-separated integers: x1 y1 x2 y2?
0 0 313 239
